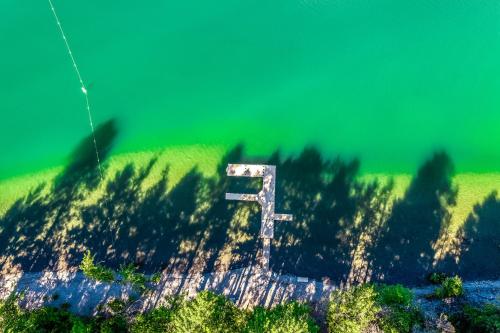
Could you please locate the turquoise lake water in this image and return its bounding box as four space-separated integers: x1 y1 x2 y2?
2 0 500 179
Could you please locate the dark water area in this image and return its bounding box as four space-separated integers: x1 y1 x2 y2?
0 121 498 285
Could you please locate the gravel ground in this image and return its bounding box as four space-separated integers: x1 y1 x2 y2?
1 267 498 319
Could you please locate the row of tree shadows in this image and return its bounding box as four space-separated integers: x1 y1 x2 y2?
0 120 498 285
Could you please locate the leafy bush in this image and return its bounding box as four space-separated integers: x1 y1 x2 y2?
435 276 463 298
171 291 246 333
80 253 157 291
71 318 91 333
91 314 128 333
24 307 82 333
327 284 380 333
1 286 430 333
244 301 319 333
3 291 315 333
379 306 423 333
452 304 500 333
131 306 174 333
119 263 147 291
428 272 447 285
80 250 115 283
0 294 26 332
376 284 413 307
150 272 162 284
375 284 422 333
130 295 182 333
0 295 88 333
107 298 127 314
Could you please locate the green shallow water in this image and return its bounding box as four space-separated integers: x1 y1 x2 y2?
2 0 500 179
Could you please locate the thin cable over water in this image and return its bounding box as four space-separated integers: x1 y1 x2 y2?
48 0 104 181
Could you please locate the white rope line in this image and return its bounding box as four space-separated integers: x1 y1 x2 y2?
48 0 104 181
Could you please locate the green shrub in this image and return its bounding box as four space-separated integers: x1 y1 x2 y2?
130 295 182 333
131 306 175 333
80 251 115 283
71 318 91 333
24 307 82 333
374 284 422 333
0 294 27 332
452 304 500 333
379 306 423 333
131 309 169 332
1 286 432 333
376 284 413 307
119 264 147 291
244 301 319 333
107 298 127 314
0 296 90 333
327 284 380 333
435 276 463 298
98 315 128 333
428 272 447 285
171 291 246 333
150 272 162 284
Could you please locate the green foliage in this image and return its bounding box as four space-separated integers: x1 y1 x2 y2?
171 291 246 333
79 251 115 283
0 295 89 333
1 291 320 333
379 307 423 333
327 284 380 333
428 272 447 285
130 294 183 333
80 254 151 292
98 315 128 333
452 304 500 333
24 307 80 333
244 301 319 333
70 318 91 333
150 272 162 284
326 284 421 333
131 306 174 333
0 294 26 332
435 275 463 298
77 314 131 333
118 264 147 291
375 284 422 333
106 298 127 315
376 284 413 307
3 285 496 333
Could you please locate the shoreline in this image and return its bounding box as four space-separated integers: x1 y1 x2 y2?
1 268 498 317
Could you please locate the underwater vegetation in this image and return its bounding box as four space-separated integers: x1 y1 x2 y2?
0 120 498 285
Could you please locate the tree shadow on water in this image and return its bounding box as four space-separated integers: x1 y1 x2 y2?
368 152 458 285
458 191 500 280
1 136 499 287
55 119 118 191
0 119 118 272
61 144 253 274
269 148 394 283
